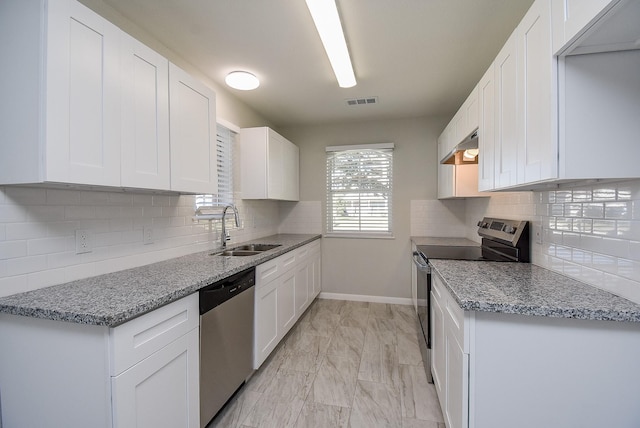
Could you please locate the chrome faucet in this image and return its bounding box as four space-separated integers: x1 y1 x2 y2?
220 204 240 248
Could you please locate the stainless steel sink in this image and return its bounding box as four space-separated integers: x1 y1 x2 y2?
233 244 281 252
211 243 281 257
214 250 262 257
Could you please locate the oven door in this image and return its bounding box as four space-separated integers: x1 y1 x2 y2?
412 251 433 383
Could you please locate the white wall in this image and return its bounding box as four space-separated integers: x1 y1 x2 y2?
282 116 448 301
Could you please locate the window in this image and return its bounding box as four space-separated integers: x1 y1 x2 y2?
195 123 235 212
326 143 394 237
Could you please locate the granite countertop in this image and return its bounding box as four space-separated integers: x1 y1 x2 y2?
0 234 320 327
429 259 640 323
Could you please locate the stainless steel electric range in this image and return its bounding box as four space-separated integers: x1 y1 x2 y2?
412 217 530 383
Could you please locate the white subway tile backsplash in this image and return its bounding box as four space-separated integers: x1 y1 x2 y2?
0 205 28 222
0 240 27 259
0 185 281 297
458 179 640 304
592 186 617 201
582 203 604 218
604 202 632 219
27 237 68 256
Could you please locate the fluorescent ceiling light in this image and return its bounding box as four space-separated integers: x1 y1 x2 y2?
225 71 260 90
305 0 356 88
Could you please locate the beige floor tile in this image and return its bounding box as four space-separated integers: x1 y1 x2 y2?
309 353 360 408
207 390 263 428
369 302 395 319
294 399 350 428
240 396 306 428
397 329 423 366
358 341 399 386
279 350 325 373
326 325 366 359
366 317 397 345
402 418 445 428
217 299 444 428
349 380 402 428
399 364 444 423
340 307 370 330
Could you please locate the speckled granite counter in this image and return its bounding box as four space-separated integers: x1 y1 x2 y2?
429 259 640 322
0 234 320 327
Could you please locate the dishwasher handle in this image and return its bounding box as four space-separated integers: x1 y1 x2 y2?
199 267 255 314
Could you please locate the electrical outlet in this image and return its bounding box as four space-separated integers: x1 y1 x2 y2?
143 226 154 245
534 224 543 245
75 229 92 254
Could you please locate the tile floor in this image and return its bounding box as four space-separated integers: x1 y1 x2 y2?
208 298 446 428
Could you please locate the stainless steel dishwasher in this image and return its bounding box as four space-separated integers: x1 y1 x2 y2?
199 267 255 428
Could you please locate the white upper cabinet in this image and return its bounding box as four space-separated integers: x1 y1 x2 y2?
0 0 218 194
169 64 218 194
471 0 639 191
516 0 557 185
0 0 121 187
121 34 171 190
240 127 300 201
494 31 518 189
550 0 640 55
477 65 496 192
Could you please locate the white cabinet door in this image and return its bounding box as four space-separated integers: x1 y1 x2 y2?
254 279 279 368
437 163 455 199
121 34 170 190
431 288 446 411
477 65 496 191
278 269 297 334
311 250 322 300
169 63 217 194
111 328 199 428
494 31 518 189
465 86 480 136
240 127 300 201
283 141 300 201
552 0 617 52
445 331 469 428
46 0 121 186
517 0 557 186
295 262 310 314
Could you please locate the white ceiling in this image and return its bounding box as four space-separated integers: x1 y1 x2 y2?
96 0 534 127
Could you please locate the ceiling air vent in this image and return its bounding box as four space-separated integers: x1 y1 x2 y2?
346 96 378 106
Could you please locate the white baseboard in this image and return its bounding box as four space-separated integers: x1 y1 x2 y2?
318 292 412 306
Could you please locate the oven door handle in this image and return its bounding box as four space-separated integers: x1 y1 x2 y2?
412 251 430 271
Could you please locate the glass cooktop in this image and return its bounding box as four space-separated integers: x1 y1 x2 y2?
417 244 514 262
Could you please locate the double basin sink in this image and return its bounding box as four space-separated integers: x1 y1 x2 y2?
212 243 281 257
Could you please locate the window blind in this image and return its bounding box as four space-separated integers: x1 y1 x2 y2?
326 145 393 235
195 124 235 212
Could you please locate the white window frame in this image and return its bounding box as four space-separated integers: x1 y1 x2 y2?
195 121 238 217
325 143 394 239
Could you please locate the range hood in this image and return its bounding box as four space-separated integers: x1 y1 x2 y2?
440 129 479 165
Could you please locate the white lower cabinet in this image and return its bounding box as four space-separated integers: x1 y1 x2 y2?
254 240 322 369
430 271 640 428
111 329 199 428
0 294 199 428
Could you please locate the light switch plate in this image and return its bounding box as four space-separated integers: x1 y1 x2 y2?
534 224 543 245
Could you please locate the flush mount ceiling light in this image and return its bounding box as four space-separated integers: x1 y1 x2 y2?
225 71 260 90
305 0 356 88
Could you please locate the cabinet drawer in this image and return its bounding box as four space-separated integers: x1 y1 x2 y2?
110 293 198 376
256 257 281 286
